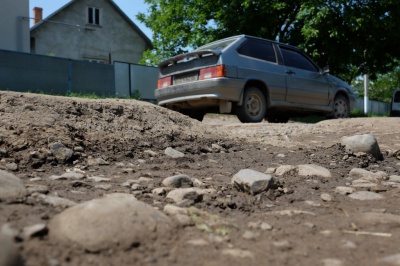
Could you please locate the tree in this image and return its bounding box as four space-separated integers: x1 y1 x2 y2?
137 0 400 84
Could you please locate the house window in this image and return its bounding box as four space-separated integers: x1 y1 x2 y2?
87 7 100 25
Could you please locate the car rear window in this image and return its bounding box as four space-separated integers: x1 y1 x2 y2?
280 47 319 72
237 39 276 63
196 38 239 52
394 91 400 103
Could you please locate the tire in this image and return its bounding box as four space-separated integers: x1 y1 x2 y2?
332 95 350 118
266 115 289 123
235 87 267 123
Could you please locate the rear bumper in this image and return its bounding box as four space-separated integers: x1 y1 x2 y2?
155 78 245 107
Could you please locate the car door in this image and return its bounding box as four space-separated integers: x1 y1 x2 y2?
280 46 331 106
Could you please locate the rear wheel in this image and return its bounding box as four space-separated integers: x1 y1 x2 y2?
332 95 349 118
235 87 267 123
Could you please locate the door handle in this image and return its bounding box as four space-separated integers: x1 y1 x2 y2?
286 70 295 75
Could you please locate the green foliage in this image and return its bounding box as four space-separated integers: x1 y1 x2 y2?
137 0 400 85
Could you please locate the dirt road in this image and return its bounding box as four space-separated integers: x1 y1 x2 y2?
1 91 400 266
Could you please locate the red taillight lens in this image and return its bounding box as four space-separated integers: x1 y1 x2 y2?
199 65 226 80
157 76 172 89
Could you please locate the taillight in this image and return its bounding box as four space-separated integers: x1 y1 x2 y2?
199 65 226 80
157 76 172 89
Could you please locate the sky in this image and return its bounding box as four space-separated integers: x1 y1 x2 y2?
29 0 152 39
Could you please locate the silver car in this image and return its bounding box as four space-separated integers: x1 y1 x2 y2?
155 35 356 123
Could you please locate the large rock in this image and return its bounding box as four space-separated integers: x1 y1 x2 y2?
231 169 275 195
0 170 26 202
49 193 172 251
341 134 382 160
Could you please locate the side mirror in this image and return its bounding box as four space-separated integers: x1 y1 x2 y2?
321 66 330 75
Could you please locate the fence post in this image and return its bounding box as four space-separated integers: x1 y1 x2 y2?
68 60 72 96
364 73 369 114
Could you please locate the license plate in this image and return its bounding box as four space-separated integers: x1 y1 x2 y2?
174 73 198 85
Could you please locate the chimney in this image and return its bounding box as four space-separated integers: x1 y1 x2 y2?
33 7 43 25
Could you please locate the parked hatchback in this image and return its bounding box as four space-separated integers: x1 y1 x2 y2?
155 35 356 123
390 89 400 117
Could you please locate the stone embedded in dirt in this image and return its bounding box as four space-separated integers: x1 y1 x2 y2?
164 147 185 158
334 186 355 195
0 233 24 266
0 170 27 202
87 176 111 182
60 172 85 180
5 163 18 171
297 164 332 179
275 165 297 176
389 175 400 183
231 169 275 195
321 258 343 266
166 188 207 204
162 174 193 188
267 210 316 216
351 179 378 188
49 142 73 163
87 157 109 166
242 230 260 240
49 193 172 252
321 193 333 202
340 134 383 160
144 150 158 157
273 240 292 251
22 223 48 239
221 248 254 259
349 168 388 182
26 184 49 195
348 191 384 200
163 204 188 216
379 254 400 265
152 187 168 195
36 194 77 208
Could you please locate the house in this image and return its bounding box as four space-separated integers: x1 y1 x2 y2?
0 0 30 52
30 0 152 64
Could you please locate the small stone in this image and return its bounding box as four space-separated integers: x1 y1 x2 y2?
370 185 387 192
5 163 18 171
152 187 167 196
297 164 332 178
187 239 209 246
341 134 382 160
162 174 193 188
389 175 400 183
137 159 146 164
273 240 292 251
87 157 109 166
144 150 158 157
379 254 400 265
321 193 333 202
221 249 254 259
242 230 260 240
131 184 142 191
166 188 205 204
348 191 384 200
349 168 388 181
22 223 48 239
61 172 85 180
275 165 296 176
88 176 111 182
351 179 377 188
0 170 27 201
26 184 49 195
163 204 188 216
334 186 355 195
164 147 184 158
95 184 112 191
231 169 275 195
36 194 76 208
321 258 343 266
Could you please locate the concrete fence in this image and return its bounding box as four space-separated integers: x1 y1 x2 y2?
355 98 390 115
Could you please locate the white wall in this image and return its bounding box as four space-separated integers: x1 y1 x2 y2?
0 0 30 52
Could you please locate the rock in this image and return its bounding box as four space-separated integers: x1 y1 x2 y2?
0 233 24 266
162 174 193 188
187 239 209 246
5 163 18 171
36 194 77 208
49 142 73 163
166 188 206 204
144 150 158 157
221 248 254 259
164 147 184 158
0 170 26 202
152 187 168 196
22 223 48 239
348 191 384 200
88 176 111 182
247 221 273 231
379 254 400 265
321 258 343 266
334 186 355 195
95 184 112 191
60 172 85 180
26 184 49 195
341 134 382 160
297 164 332 178
163 204 188 216
351 179 377 188
49 193 172 251
275 165 296 176
242 230 260 240
273 240 292 251
321 193 333 202
231 169 275 195
349 168 388 182
389 175 400 183
87 158 109 166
